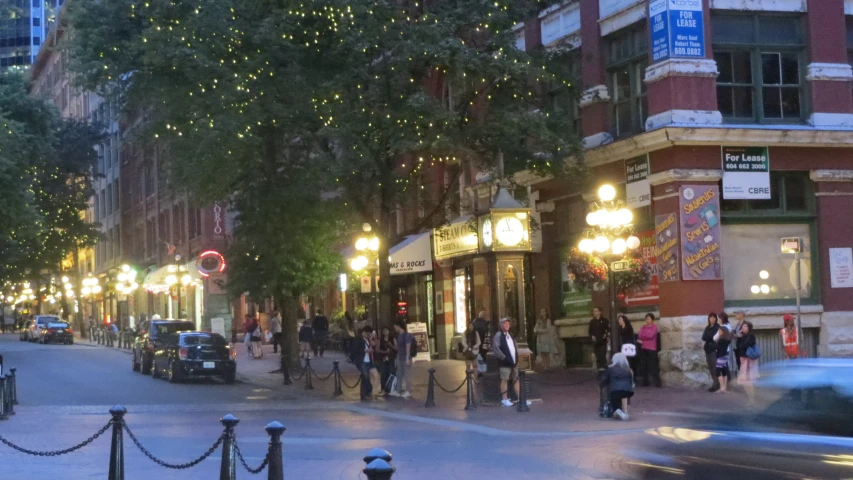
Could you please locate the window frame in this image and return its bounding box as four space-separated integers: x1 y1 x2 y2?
546 48 583 137
605 26 649 138
712 13 807 124
721 171 819 307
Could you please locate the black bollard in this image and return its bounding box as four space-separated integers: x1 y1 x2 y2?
4 372 14 416
424 368 436 408
9 367 17 405
333 361 343 397
363 449 394 480
0 376 7 421
108 405 127 480
265 421 286 480
220 414 239 480
304 358 314 390
516 370 530 413
464 369 476 411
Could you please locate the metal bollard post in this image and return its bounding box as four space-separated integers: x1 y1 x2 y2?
9 367 17 405
108 405 127 480
333 361 343 396
304 358 314 390
516 370 530 413
0 376 7 421
4 372 14 416
363 448 395 480
219 414 239 480
265 421 286 480
424 368 436 408
464 369 476 411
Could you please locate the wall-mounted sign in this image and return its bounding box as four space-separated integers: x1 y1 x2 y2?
830 248 853 289
650 0 705 62
196 250 226 277
625 155 651 209
433 217 478 260
654 213 679 282
722 146 771 200
679 185 722 281
623 229 660 306
389 233 432 275
213 202 225 236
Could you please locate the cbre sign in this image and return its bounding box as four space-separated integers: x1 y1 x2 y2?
650 0 705 62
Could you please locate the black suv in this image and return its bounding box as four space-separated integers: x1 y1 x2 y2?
132 319 195 374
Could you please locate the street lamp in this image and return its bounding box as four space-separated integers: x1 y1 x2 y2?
114 264 139 328
349 223 380 329
81 274 101 323
578 184 641 355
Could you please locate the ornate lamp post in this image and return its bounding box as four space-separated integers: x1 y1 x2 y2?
349 223 380 329
81 274 102 324
577 185 641 355
115 265 139 328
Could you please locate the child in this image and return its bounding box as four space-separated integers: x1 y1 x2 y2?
298 320 313 359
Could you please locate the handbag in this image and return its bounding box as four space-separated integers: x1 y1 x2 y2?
746 343 761 360
385 374 397 393
476 353 487 374
621 344 636 357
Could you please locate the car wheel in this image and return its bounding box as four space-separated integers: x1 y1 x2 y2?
168 360 181 384
68 339 73 345
152 359 161 379
132 353 140 372
141 354 152 375
223 372 236 385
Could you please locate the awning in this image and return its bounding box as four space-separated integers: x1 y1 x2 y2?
390 232 433 275
143 261 203 293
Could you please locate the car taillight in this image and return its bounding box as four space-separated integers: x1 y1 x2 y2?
229 348 236 360
147 341 155 351
178 348 188 360
48 328 57 333
67 328 73 333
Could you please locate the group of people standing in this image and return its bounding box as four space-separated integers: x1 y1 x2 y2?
702 310 767 406
297 309 330 359
352 322 415 401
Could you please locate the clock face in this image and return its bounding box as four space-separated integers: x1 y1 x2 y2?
482 219 493 248
495 217 524 247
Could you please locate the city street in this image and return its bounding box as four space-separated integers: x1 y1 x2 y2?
0 333 713 479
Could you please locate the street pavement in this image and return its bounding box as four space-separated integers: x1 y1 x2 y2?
0 333 751 479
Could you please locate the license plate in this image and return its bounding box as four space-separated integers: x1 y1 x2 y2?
57 330 64 333
203 362 215 369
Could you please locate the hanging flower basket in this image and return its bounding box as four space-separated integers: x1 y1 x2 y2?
563 248 607 291
615 257 653 293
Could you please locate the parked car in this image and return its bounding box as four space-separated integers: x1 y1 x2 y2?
20 315 61 342
151 332 236 384
131 319 195 374
39 322 74 345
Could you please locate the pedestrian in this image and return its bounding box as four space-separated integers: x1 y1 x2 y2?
616 314 636 375
493 317 530 407
599 352 635 420
719 312 733 384
781 313 799 359
249 316 263 359
713 318 733 393
298 320 313 359
357 326 374 401
269 311 283 354
376 326 396 395
736 321 760 406
588 306 610 370
702 312 720 392
731 309 746 377
636 313 661 387
342 311 356 360
389 322 413 398
460 321 481 377
472 311 490 376
534 308 557 371
312 308 329 358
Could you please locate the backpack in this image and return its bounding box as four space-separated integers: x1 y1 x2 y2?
410 335 417 358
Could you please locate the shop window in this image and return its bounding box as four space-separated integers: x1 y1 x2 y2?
713 14 804 123
721 172 816 305
606 26 648 138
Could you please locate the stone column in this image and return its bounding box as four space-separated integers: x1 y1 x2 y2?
433 261 455 359
578 0 612 149
805 0 853 127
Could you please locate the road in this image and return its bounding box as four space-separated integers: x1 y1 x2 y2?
0 334 672 479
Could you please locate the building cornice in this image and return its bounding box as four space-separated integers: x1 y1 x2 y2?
645 59 719 84
806 63 853 82
579 85 610 108
810 170 853 182
647 169 722 186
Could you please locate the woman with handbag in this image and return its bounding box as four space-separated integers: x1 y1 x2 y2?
736 321 760 406
617 315 636 377
534 309 556 371
249 317 263 359
702 313 720 392
460 321 481 378
376 326 396 396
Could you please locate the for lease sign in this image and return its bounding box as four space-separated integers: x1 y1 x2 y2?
721 146 771 200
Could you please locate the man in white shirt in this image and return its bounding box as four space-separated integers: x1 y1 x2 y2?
492 318 529 407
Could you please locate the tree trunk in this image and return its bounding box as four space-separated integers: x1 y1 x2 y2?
72 250 86 338
377 242 393 328
276 293 301 369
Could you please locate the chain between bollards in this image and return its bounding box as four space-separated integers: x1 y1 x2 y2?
424 368 436 408
363 448 395 480
333 361 343 396
304 358 314 390
517 370 530 413
108 405 127 480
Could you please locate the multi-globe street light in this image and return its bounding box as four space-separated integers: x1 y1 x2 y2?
81 274 102 323
577 184 641 354
349 223 380 329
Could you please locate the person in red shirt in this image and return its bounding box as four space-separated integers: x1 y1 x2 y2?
637 313 661 387
780 314 799 359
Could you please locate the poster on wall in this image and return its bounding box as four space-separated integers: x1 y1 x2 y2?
408 322 431 362
625 156 651 209
650 0 705 62
721 146 771 200
655 213 679 282
622 229 659 306
830 248 853 289
679 185 723 281
210 318 226 337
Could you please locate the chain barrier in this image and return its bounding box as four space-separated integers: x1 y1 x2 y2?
434 375 467 394
340 373 361 389
122 422 224 470
234 441 270 474
0 421 112 456
311 367 336 381
291 367 307 381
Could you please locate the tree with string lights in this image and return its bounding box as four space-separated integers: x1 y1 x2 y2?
68 0 584 324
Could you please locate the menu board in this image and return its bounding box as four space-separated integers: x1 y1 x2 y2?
679 185 722 281
408 322 431 362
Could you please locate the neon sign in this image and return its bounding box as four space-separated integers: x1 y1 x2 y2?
196 250 226 277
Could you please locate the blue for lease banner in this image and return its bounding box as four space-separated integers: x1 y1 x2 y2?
650 0 705 63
